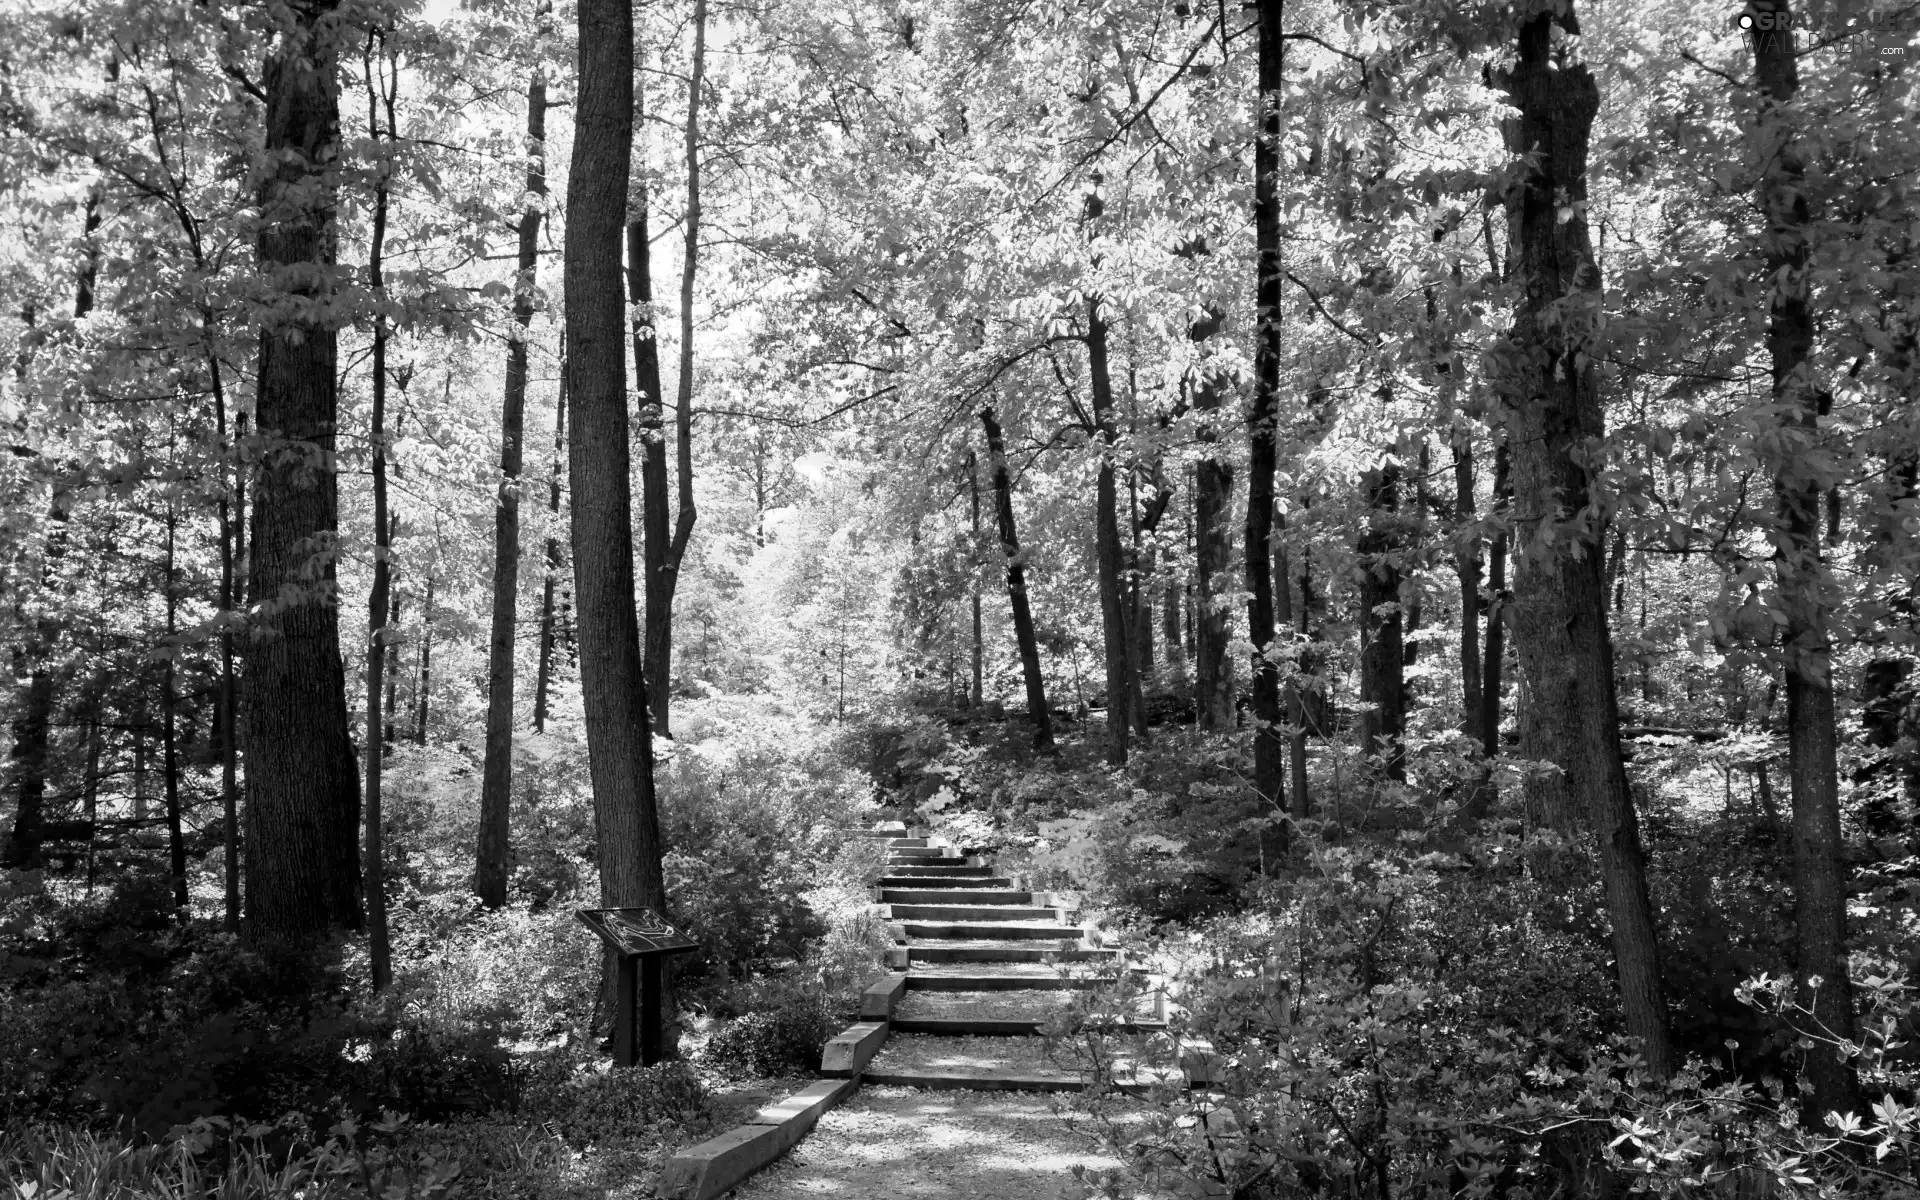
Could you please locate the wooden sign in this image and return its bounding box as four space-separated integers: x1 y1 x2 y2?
576 906 699 957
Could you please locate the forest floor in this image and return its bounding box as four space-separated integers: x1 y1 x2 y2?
732 1085 1137 1200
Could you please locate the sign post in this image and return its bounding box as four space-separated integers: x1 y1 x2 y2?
576 907 699 1066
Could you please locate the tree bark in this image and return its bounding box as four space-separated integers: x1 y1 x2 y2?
1247 0 1285 812
163 495 187 912
1454 437 1484 745
1191 316 1234 731
1087 296 1144 763
568 0 671 1045
1747 0 1860 1119
1482 440 1510 760
244 0 364 941
413 573 433 744
534 367 567 734
968 450 985 708
1496 8 1671 1075
1357 462 1407 781
980 407 1055 752
638 0 706 738
477 68 547 910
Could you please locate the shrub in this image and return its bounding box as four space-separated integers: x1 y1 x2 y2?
700 975 836 1079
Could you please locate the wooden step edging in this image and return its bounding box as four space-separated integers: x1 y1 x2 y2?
820 1019 890 1077
860 972 909 1020
654 1077 860 1200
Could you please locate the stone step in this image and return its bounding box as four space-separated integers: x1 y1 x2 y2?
887 983 1144 1021
889 1015 1168 1036
887 846 952 860
906 943 1116 964
904 968 1107 990
880 888 1034 904
860 1034 1088 1093
881 864 994 877
901 921 1084 941
878 875 1011 889
887 904 1059 922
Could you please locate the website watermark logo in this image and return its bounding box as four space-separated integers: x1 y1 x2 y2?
1726 8 1909 59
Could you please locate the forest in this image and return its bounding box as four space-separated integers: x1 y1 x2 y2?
1 0 1917 1195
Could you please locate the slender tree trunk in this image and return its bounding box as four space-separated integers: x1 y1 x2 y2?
568 0 671 1048
163 495 188 912
639 0 706 737
383 581 401 744
1087 297 1143 763
534 369 567 734
1497 8 1671 1075
1747 0 1859 1118
477 69 547 910
968 450 984 708
1246 0 1285 812
1357 463 1407 781
980 407 1055 752
213 356 241 931
1289 550 1313 818
1454 437 1484 742
413 573 433 745
83 698 101 889
245 0 364 940
1482 441 1510 759
357 32 398 989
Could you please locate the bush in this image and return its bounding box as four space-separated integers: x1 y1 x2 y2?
518 1058 708 1148
700 975 836 1079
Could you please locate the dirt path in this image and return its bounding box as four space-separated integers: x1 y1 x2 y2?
731 1084 1127 1200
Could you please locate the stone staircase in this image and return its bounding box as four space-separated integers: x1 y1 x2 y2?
659 818 1194 1199
828 820 1174 1092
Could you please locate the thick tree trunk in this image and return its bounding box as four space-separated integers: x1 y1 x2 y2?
1748 0 1859 1119
213 355 241 931
534 366 567 734
1496 9 1671 1076
980 408 1055 752
1191 324 1235 731
1087 297 1144 763
1357 463 1407 781
477 71 547 910
244 0 364 941
1247 0 1285 812
568 0 671 1047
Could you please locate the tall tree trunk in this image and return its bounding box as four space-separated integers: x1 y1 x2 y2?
1454 437 1484 743
213 349 241 931
640 0 706 738
1455 434 1499 822
1357 462 1407 781
1189 305 1234 730
362 29 400 990
1747 0 1859 1119
980 407 1055 752
968 450 984 708
1482 441 1510 760
383 581 401 744
1290 550 1314 817
1496 8 1671 1075
477 68 548 910
163 494 188 912
245 0 364 940
568 0 671 1047
534 368 567 734
1246 0 1285 812
413 573 433 745
1087 296 1143 763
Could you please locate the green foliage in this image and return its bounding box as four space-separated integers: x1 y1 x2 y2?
699 974 838 1080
